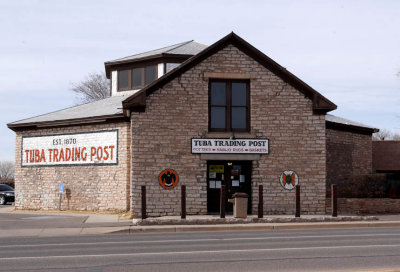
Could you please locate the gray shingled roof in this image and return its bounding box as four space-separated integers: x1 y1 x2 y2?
8 95 130 127
326 114 377 131
105 41 208 64
9 97 377 132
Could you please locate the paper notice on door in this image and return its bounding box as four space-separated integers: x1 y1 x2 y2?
209 172 216 179
232 180 239 187
209 180 216 188
209 165 224 173
215 180 221 189
240 175 245 183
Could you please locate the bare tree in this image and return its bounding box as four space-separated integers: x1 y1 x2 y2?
0 161 14 181
373 129 400 140
392 133 400 140
71 72 110 104
373 129 392 140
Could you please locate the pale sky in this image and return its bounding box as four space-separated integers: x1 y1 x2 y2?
1 0 400 161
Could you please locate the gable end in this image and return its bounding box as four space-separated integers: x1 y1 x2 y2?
123 32 337 114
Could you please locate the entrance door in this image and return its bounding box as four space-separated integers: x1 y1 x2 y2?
207 161 252 214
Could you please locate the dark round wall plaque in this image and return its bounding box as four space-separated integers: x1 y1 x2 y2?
158 169 179 189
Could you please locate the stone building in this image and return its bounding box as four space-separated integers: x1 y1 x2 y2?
7 33 377 217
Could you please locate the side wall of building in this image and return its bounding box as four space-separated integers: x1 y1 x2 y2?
14 121 131 211
372 141 400 172
326 198 400 214
130 44 327 217
326 128 372 191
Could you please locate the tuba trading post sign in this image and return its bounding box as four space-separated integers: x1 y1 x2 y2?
191 138 269 154
21 130 118 167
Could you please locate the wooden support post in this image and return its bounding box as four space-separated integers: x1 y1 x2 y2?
220 185 226 219
331 184 337 217
295 185 300 218
58 193 62 211
141 186 147 220
258 185 263 218
181 185 186 219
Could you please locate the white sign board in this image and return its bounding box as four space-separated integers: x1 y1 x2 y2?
59 184 64 194
191 138 269 154
22 130 118 166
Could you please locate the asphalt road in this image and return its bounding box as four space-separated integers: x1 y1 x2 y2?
0 204 88 229
1 227 400 271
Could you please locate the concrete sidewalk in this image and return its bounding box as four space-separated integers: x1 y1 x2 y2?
2 205 400 238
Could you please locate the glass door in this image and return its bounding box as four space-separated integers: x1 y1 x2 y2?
207 161 252 214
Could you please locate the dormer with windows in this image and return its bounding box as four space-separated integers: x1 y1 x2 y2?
105 41 208 96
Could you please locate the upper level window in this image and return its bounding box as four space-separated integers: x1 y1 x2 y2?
118 65 157 91
209 79 249 132
118 70 130 90
132 68 142 88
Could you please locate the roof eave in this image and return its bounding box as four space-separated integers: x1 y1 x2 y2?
326 120 379 134
7 114 128 131
312 94 337 113
313 106 338 114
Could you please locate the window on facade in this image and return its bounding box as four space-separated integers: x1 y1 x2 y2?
118 65 157 91
132 68 142 88
118 70 130 90
145 66 156 85
209 80 249 132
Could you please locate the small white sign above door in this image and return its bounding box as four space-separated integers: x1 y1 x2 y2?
191 138 269 154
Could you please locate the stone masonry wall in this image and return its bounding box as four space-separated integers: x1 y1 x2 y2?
326 128 372 193
130 43 327 217
14 121 131 211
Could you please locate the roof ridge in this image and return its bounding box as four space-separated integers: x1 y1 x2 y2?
164 40 194 53
105 40 194 63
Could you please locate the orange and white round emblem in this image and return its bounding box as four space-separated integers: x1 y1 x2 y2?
158 169 179 189
279 170 299 190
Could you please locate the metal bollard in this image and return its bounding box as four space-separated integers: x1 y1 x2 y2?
141 186 147 220
295 185 300 218
331 184 337 217
181 185 186 219
220 185 226 219
258 185 263 218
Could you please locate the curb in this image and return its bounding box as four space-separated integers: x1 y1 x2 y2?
132 216 378 226
3 221 400 238
108 220 400 235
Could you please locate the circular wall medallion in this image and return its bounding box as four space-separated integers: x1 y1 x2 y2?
158 169 179 189
279 170 299 190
